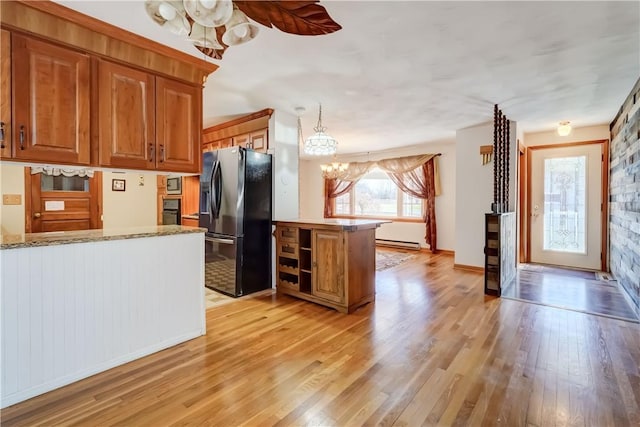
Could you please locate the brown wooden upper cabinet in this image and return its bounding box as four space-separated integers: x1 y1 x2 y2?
0 29 11 159
232 129 268 151
9 34 91 164
99 59 200 173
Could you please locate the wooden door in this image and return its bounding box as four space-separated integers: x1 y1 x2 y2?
26 169 102 233
0 29 11 159
12 35 90 164
156 77 200 173
181 176 200 217
250 129 268 153
312 229 345 303
98 59 155 169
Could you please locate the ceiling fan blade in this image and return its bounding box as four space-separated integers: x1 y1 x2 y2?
234 0 342 36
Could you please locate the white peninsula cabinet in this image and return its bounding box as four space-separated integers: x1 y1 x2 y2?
0 225 205 407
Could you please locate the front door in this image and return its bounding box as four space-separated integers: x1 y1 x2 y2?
529 143 603 270
26 168 102 232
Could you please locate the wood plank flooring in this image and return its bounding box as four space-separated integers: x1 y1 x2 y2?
2 252 639 426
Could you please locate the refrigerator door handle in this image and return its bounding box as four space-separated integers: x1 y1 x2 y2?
213 160 222 220
205 236 234 245
209 160 219 223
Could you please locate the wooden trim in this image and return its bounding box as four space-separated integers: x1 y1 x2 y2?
203 109 274 133
24 167 32 233
453 264 484 273
1 1 216 86
601 138 609 272
435 249 454 256
525 139 609 270
331 214 423 224
518 141 528 263
202 109 273 144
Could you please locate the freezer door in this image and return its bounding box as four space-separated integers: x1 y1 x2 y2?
204 234 240 297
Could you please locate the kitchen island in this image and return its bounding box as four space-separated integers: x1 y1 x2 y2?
273 219 387 313
0 225 205 408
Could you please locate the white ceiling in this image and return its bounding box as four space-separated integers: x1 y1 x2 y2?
56 1 639 155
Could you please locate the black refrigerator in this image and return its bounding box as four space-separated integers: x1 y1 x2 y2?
199 147 272 297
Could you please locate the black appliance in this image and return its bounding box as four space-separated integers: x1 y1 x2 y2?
162 198 181 225
200 147 272 297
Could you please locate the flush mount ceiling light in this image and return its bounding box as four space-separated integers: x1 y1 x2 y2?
145 0 342 60
557 121 572 136
304 104 338 156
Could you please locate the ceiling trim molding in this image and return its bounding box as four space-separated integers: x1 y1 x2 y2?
202 108 274 142
1 0 218 84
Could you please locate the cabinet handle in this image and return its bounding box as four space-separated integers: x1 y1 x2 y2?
159 145 165 163
149 144 155 162
19 125 25 150
0 122 5 149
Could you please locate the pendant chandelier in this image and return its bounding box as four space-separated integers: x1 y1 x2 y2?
303 104 338 156
320 156 349 179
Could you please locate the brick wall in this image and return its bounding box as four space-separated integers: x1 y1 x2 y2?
610 78 640 314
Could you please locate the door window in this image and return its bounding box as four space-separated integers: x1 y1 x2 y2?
41 175 89 192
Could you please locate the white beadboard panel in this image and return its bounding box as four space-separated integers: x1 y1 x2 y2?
0 232 205 408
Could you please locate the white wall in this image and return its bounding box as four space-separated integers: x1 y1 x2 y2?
269 110 299 220
523 124 609 147
0 163 26 235
102 172 157 229
299 141 456 251
454 121 517 267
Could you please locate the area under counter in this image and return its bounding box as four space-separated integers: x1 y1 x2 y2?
273 219 388 313
0 225 205 408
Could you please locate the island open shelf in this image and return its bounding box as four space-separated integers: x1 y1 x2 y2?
273 219 387 313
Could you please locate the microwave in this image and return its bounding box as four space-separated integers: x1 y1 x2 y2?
166 177 182 195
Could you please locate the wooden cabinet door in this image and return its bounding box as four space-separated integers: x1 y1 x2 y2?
250 129 268 153
98 60 155 169
0 30 11 159
312 229 345 303
156 77 200 173
232 133 250 148
12 35 90 164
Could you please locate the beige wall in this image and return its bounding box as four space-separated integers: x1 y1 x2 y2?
0 163 26 235
102 172 157 229
299 141 456 251
523 124 609 147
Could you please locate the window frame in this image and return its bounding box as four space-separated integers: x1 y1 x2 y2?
329 171 425 222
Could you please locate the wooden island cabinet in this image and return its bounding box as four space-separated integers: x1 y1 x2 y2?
274 219 387 313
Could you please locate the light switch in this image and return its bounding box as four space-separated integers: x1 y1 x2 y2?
2 194 21 205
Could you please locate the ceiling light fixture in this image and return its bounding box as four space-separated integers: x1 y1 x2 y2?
304 104 338 156
320 156 349 180
145 1 342 60
557 121 572 136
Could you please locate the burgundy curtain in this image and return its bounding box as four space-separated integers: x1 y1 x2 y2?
385 158 437 253
323 178 356 218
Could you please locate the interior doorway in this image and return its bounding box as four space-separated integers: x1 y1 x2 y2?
25 167 103 233
524 140 608 271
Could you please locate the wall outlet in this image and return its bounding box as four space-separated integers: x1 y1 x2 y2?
139 175 144 186
2 194 22 205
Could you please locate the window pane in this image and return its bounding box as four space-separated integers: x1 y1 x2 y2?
543 156 586 253
402 192 423 218
335 192 350 215
354 169 398 216
41 175 89 192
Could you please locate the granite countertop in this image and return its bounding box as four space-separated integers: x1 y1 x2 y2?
274 218 390 231
1 225 206 250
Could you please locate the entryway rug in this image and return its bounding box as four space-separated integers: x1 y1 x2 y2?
376 250 416 271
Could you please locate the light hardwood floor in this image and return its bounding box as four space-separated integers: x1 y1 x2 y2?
2 252 639 426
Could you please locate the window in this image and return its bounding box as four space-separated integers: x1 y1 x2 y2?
332 168 423 219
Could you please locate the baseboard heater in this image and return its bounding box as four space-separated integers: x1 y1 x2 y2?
375 238 421 251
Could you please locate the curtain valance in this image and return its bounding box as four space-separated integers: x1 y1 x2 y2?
30 166 94 178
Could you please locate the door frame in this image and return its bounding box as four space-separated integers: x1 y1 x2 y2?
521 139 609 271
24 167 103 232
